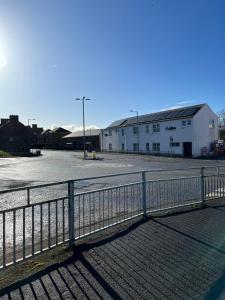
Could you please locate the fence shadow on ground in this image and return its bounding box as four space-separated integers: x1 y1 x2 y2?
2 203 225 299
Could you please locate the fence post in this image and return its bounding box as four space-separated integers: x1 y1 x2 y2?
142 171 147 217
201 167 205 204
217 167 220 177
68 180 75 248
27 188 30 206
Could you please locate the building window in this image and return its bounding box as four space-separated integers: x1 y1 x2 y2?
133 127 139 134
209 120 215 129
109 129 112 136
122 143 125 151
133 143 139 152
170 142 180 147
146 142 150 151
153 124 160 133
187 120 192 126
182 120 191 127
122 129 125 136
152 143 160 152
109 143 112 151
146 124 149 133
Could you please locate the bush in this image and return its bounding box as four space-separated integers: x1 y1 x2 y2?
0 150 13 158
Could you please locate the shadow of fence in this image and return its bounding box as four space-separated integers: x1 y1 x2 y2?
2 202 225 299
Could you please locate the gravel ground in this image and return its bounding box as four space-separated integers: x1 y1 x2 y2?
1 200 225 299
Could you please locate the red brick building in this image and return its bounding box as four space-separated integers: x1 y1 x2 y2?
0 115 30 155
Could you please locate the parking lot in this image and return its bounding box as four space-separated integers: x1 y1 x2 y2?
0 150 225 190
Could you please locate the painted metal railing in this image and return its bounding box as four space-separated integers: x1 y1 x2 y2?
0 166 225 270
204 174 225 200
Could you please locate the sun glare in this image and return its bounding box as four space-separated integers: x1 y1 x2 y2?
0 53 7 69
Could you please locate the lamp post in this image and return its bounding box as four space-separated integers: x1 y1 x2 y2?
27 118 36 151
130 109 139 153
75 97 91 159
28 118 36 127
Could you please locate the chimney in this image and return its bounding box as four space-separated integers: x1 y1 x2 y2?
0 118 9 125
9 115 19 122
32 124 37 130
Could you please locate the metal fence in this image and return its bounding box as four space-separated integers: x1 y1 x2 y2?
0 166 225 270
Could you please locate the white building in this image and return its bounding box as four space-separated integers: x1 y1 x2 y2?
101 104 218 157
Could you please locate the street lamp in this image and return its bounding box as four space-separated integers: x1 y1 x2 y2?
75 97 91 159
130 109 139 153
27 119 36 152
28 118 36 126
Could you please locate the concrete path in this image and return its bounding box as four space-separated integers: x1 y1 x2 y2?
1 201 225 299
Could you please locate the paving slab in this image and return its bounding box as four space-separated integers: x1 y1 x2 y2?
1 201 225 299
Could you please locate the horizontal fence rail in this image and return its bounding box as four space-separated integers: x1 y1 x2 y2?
0 198 70 269
74 181 143 241
146 176 203 212
0 166 225 270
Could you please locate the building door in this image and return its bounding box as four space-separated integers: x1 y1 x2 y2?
183 142 192 157
133 143 139 152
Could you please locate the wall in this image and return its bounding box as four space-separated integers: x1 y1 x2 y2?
193 104 218 156
102 104 218 157
102 118 194 155
64 135 100 151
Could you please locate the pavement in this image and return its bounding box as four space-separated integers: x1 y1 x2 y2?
1 200 225 299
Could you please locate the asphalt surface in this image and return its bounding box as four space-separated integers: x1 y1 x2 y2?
0 150 225 190
1 149 224 210
1 200 225 299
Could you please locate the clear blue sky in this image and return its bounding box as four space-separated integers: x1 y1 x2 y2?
0 0 225 130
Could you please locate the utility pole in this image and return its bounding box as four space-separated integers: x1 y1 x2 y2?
75 97 91 159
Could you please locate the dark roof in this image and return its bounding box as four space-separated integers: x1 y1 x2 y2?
0 119 26 130
51 127 71 134
63 129 101 139
41 129 52 135
107 104 205 128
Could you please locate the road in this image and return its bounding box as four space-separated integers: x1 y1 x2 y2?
0 150 224 189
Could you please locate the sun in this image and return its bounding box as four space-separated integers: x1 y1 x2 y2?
0 53 7 69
